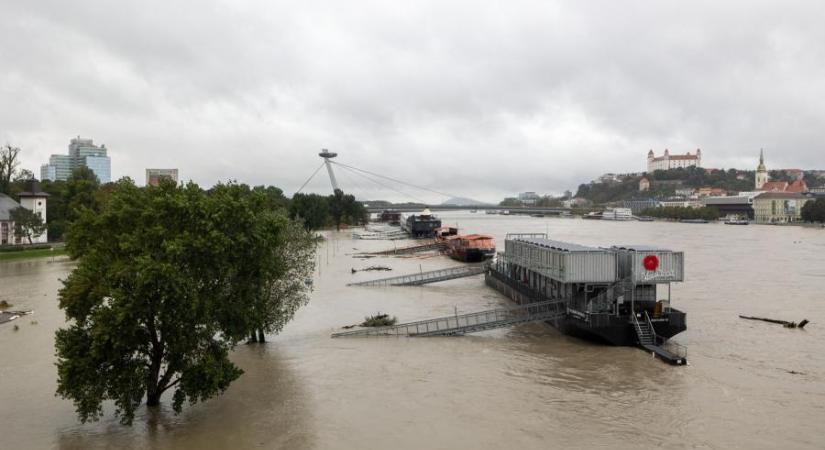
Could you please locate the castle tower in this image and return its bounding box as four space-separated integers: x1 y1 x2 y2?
755 149 768 189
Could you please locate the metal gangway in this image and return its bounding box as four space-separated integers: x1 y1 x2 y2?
331 299 567 338
347 264 487 287
364 240 447 256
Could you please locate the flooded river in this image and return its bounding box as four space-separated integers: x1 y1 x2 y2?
1 212 824 449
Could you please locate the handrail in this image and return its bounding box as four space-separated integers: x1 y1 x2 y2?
643 310 659 345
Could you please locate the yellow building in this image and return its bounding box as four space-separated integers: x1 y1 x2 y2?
753 192 809 224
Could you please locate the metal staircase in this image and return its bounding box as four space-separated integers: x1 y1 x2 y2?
632 311 687 365
348 264 487 287
331 299 566 338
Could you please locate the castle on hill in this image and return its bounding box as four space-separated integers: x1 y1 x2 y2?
647 149 702 172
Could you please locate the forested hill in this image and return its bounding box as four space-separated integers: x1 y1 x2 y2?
575 167 758 204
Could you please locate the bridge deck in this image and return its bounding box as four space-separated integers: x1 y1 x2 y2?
331 300 566 337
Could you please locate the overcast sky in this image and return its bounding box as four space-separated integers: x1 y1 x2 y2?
2 0 824 203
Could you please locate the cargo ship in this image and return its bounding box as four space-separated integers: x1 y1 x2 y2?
486 233 687 364
402 208 442 238
435 227 496 262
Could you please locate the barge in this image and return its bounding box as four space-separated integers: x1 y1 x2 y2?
402 208 442 238
486 233 687 364
435 227 496 262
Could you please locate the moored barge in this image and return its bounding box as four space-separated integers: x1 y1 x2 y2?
402 208 442 238
486 233 687 364
435 227 496 262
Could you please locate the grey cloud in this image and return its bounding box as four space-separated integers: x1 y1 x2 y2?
2 0 824 204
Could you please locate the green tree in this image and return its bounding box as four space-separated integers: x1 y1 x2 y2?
10 206 47 244
64 166 101 223
248 218 316 343
289 193 330 230
55 179 297 424
253 185 289 211
40 180 68 241
499 197 522 206
801 198 825 223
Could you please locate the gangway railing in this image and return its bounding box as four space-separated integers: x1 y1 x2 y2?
348 264 487 287
331 299 567 338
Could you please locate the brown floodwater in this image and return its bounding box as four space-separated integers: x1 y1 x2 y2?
1 212 824 449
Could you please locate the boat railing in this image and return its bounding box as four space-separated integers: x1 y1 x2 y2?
645 310 687 359
644 310 659 343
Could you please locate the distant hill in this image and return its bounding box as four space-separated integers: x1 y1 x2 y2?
441 197 490 206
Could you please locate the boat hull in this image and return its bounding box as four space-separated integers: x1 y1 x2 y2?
448 248 495 263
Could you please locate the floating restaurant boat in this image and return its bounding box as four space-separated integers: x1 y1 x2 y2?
582 212 602 220
724 219 749 225
602 207 633 221
486 234 687 364
435 227 496 263
402 208 442 238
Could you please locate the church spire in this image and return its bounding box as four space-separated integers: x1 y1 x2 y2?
755 148 768 189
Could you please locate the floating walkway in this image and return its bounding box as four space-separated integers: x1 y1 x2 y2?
331 299 566 337
361 240 447 256
347 264 486 287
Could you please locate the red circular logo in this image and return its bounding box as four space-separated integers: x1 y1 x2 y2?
643 255 659 271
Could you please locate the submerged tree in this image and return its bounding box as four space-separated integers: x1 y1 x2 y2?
248 218 316 343
55 179 308 425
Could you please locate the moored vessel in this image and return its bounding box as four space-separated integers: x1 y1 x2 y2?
402 208 442 238
486 234 687 364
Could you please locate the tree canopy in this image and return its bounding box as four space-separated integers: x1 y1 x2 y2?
55 179 316 424
10 206 46 244
801 198 825 223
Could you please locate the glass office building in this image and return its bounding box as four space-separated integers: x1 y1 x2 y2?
40 137 112 183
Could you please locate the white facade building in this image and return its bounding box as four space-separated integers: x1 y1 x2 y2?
647 149 702 172
0 180 48 245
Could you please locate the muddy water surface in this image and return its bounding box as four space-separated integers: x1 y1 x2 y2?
1 213 824 449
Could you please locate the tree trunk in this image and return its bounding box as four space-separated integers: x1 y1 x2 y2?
146 390 162 407
247 332 258 343
257 329 266 343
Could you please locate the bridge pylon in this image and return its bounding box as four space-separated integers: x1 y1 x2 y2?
319 149 339 193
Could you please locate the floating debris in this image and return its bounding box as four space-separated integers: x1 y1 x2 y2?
739 315 809 329
361 313 397 327
0 310 33 325
351 266 392 273
0 300 12 309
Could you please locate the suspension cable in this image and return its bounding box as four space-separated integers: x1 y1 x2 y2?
295 161 325 194
334 163 427 203
330 160 457 199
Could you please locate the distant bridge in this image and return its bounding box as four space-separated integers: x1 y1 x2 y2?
366 205 571 215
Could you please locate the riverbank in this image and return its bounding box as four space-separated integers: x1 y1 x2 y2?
0 245 67 261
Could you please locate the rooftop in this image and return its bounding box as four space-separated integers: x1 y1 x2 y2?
511 237 605 252
0 194 21 221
